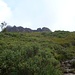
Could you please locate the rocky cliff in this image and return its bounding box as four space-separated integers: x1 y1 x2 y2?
6 26 51 32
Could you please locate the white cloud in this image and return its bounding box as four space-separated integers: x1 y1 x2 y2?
51 0 75 31
3 0 75 31
0 0 12 23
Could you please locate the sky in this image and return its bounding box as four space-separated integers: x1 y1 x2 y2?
0 0 75 31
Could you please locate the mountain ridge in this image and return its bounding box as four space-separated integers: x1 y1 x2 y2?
6 26 52 32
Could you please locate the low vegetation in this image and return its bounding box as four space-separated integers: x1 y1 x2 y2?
0 31 75 75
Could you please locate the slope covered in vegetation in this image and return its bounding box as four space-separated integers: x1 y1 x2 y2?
0 31 75 75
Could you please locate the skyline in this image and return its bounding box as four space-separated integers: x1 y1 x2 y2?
0 0 75 31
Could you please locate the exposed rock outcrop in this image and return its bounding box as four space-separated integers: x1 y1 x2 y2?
61 58 75 75
6 26 51 32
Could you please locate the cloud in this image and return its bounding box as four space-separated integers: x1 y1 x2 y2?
51 0 75 31
11 0 57 29
0 0 12 23
3 0 75 31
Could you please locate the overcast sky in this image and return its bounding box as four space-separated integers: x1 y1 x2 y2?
0 0 75 31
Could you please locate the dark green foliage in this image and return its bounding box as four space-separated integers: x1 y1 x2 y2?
0 31 75 75
71 61 75 68
1 28 7 32
0 21 7 32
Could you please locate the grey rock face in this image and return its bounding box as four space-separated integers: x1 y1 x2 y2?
6 26 52 32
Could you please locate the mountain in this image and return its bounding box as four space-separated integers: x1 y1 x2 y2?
6 26 52 32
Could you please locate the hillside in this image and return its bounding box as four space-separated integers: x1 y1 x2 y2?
0 31 75 75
